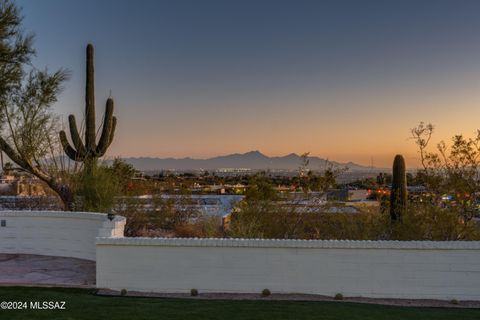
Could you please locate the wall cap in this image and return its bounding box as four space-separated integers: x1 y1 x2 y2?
0 210 126 223
96 237 480 250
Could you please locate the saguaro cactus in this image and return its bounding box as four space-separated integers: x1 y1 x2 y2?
390 154 407 221
59 44 116 168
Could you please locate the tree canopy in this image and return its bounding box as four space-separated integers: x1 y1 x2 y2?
0 0 72 208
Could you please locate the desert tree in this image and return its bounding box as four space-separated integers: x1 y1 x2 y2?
297 152 345 194
0 0 73 209
411 122 480 221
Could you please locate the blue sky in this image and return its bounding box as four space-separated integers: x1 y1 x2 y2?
16 0 480 167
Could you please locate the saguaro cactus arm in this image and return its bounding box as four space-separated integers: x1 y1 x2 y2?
95 98 117 156
59 130 85 161
67 115 87 157
109 116 117 146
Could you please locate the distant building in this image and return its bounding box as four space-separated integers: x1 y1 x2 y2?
0 175 46 196
116 194 244 218
348 189 369 201
326 189 349 201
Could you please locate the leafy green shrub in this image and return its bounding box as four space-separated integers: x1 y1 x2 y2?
261 289 271 297
190 288 198 296
73 162 121 212
120 289 127 296
450 299 459 305
334 293 343 300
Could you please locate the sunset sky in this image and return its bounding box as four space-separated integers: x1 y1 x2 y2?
17 0 480 168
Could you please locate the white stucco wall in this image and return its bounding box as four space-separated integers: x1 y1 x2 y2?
0 211 125 261
96 238 480 300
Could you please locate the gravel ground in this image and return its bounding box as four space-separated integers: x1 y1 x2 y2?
96 289 480 309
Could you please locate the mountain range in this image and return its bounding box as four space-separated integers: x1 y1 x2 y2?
121 151 374 172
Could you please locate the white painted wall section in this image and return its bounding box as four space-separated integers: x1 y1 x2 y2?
96 238 480 300
0 211 125 261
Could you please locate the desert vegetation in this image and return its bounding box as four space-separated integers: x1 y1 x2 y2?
226 174 479 241
0 1 121 212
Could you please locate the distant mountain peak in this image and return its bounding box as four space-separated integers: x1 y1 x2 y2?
283 152 300 158
244 150 263 155
243 150 267 158
120 150 373 172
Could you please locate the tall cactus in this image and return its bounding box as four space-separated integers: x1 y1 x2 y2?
59 44 116 169
390 154 407 221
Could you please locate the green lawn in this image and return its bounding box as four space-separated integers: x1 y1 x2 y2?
0 287 479 320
